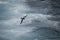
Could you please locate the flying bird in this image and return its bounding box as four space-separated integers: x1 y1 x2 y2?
20 15 28 24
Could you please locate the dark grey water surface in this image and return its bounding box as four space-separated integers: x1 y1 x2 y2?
0 0 60 40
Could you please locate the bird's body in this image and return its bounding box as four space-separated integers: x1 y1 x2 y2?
20 15 27 24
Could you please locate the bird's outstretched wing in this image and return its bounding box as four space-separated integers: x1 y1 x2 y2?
20 19 23 24
23 15 28 19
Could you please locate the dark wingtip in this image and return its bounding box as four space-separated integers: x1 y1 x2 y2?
20 23 22 24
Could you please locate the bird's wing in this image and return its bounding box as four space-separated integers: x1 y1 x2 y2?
23 15 28 18
20 19 23 24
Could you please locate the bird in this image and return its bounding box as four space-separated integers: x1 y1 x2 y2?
20 15 28 24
